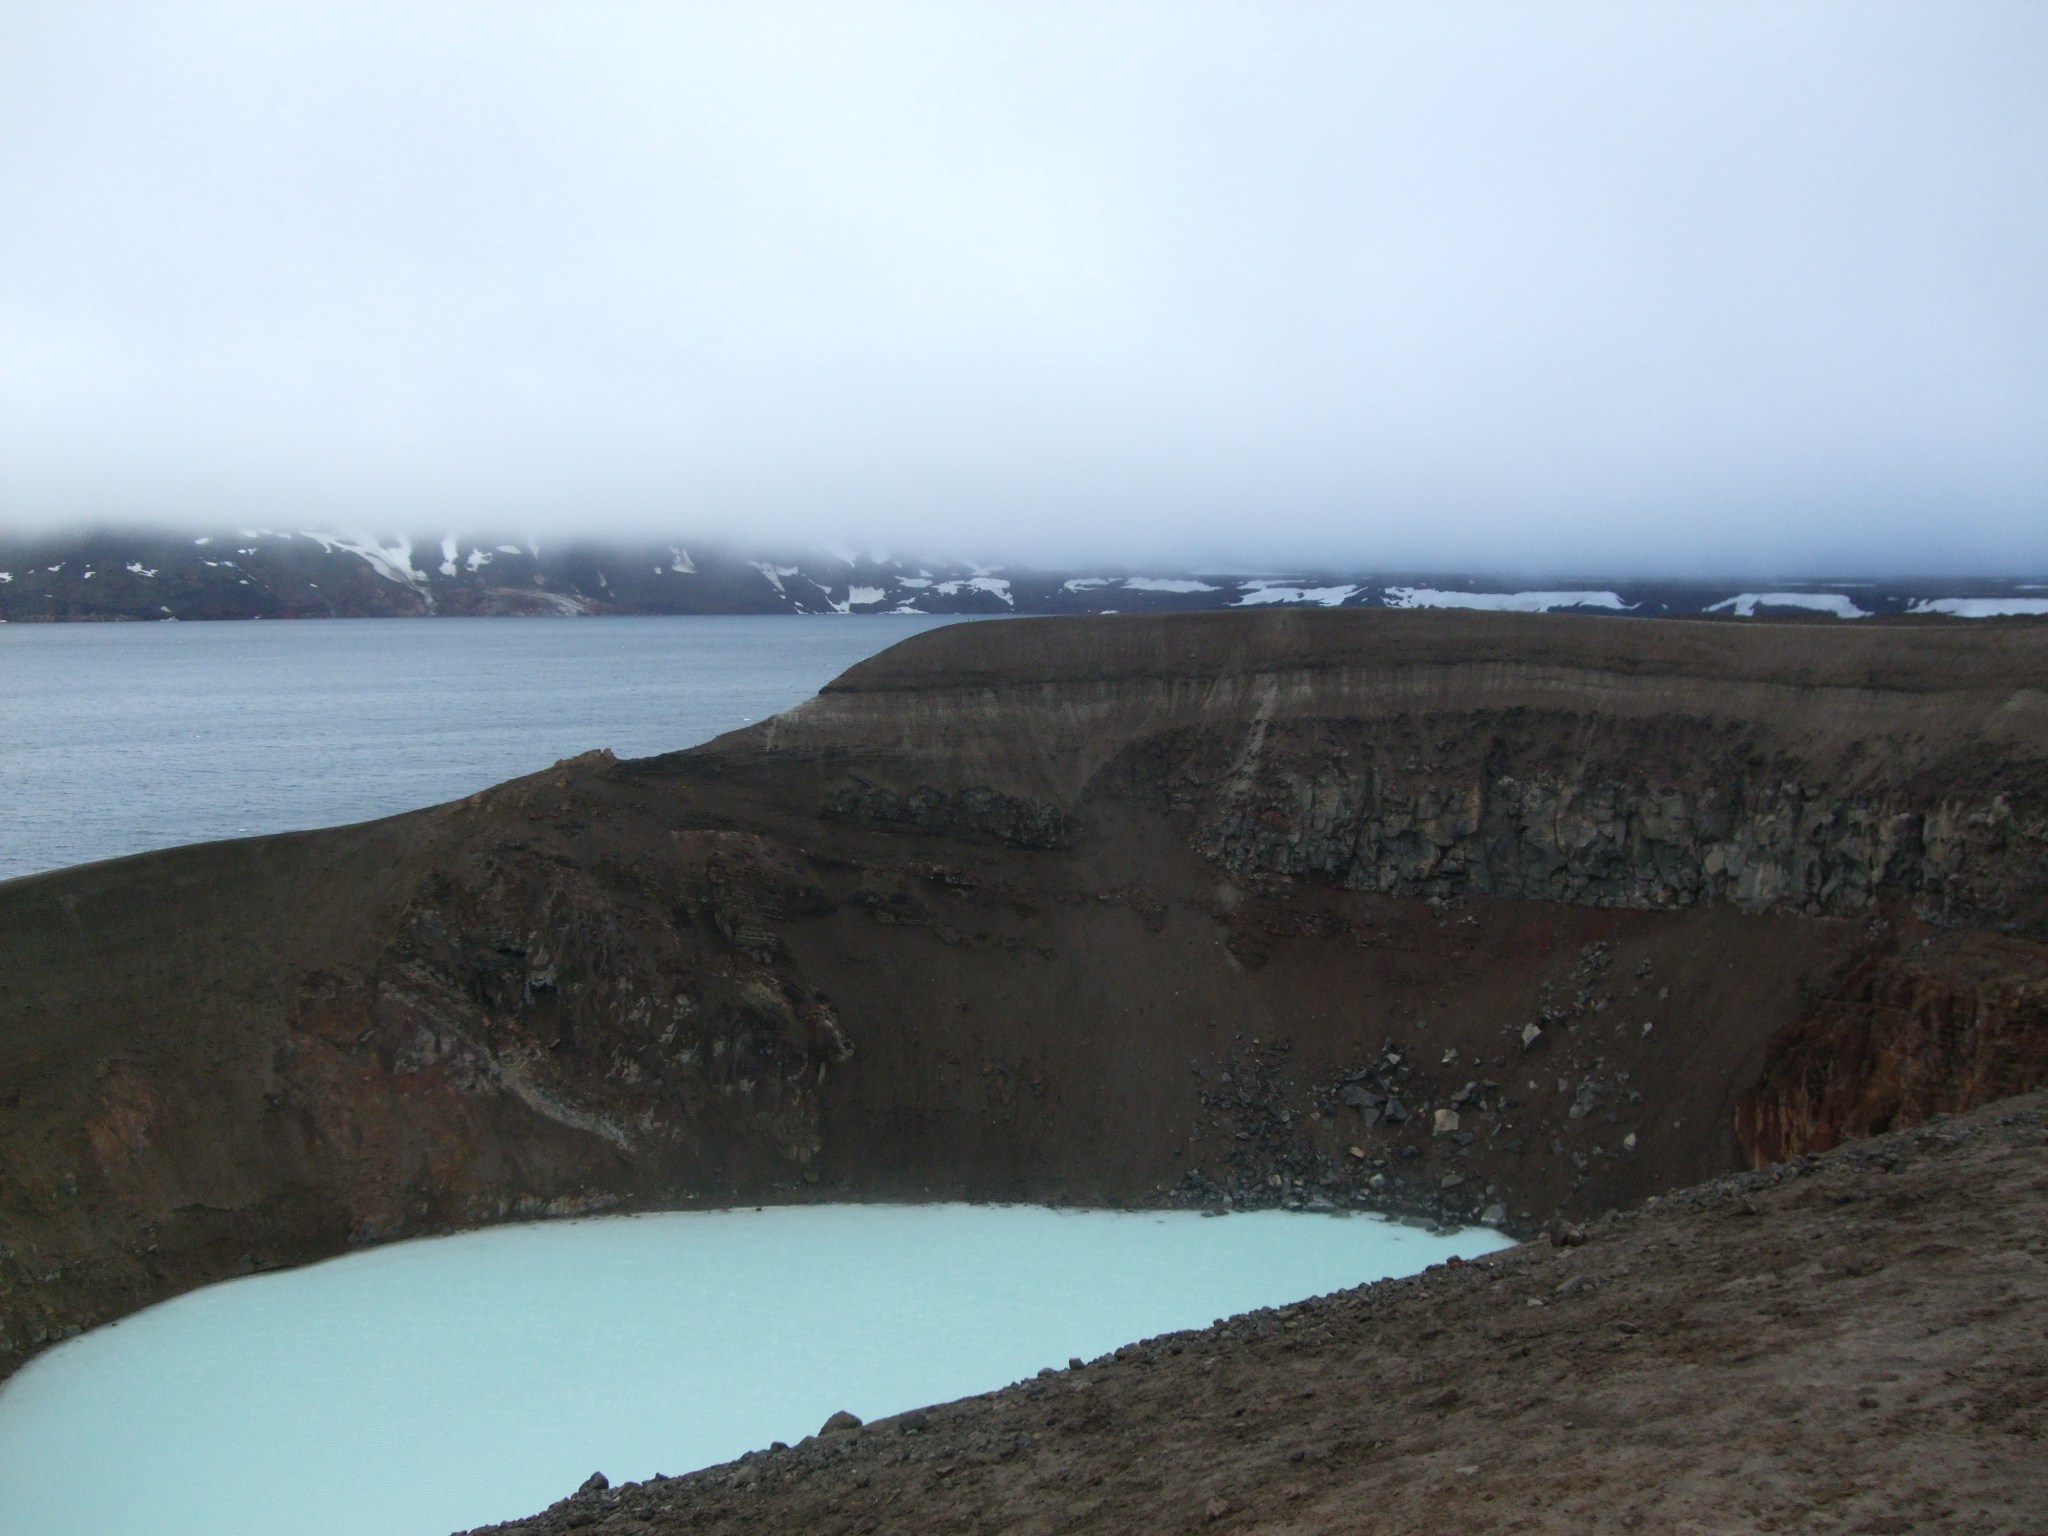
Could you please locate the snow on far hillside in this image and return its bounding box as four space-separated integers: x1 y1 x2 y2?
1707 592 1869 619
301 532 428 590
1907 597 2048 618
1383 587 1631 613
934 576 1014 605
1065 576 1220 595
1234 581 1361 607
12 527 2046 626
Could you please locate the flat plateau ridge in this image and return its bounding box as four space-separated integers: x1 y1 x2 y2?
469 1095 2048 1536
2 610 2045 1525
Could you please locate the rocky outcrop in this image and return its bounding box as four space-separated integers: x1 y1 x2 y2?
1179 731 2045 929
335 827 857 1201
779 610 2048 933
1736 930 2048 1163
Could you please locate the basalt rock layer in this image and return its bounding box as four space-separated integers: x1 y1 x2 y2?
2 609 2045 1383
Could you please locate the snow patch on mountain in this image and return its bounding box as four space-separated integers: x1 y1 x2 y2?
754 563 798 597
1707 592 1868 619
1383 587 1631 613
934 577 1014 606
302 533 429 592
1064 576 1221 594
1234 582 1361 607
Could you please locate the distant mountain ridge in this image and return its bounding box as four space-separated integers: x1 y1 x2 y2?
3 527 2045 622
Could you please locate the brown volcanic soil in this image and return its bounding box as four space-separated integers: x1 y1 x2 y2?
468 1094 2048 1536
2 610 2046 1384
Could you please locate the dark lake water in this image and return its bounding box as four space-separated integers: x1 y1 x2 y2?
0 615 963 881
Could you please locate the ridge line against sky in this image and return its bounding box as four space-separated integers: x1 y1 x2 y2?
2 1 2045 575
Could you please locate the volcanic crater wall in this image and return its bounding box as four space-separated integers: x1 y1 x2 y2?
3 609 2046 1383
776 611 2048 933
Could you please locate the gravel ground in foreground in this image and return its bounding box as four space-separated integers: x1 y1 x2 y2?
470 1094 2048 1536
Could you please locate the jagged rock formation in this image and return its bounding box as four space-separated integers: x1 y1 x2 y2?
2 609 2044 1384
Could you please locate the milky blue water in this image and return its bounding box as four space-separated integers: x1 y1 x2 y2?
0 616 964 881
0 616 1517 1533
0 1204 1506 1536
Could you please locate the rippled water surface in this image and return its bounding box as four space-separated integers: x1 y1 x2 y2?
0 1204 1508 1536
0 615 962 880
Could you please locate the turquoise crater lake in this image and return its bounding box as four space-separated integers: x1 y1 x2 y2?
0 1204 1508 1536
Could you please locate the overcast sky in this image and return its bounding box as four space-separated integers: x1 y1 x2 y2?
2 2 2044 574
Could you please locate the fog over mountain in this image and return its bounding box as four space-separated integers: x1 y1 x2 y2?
3 2 2045 575
8 526 2048 623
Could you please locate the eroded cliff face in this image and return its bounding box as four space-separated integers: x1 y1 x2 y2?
0 771 866 1370
368 821 855 1194
1136 718 2047 930
4 609 2045 1381
772 613 2048 933
1736 930 2048 1163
